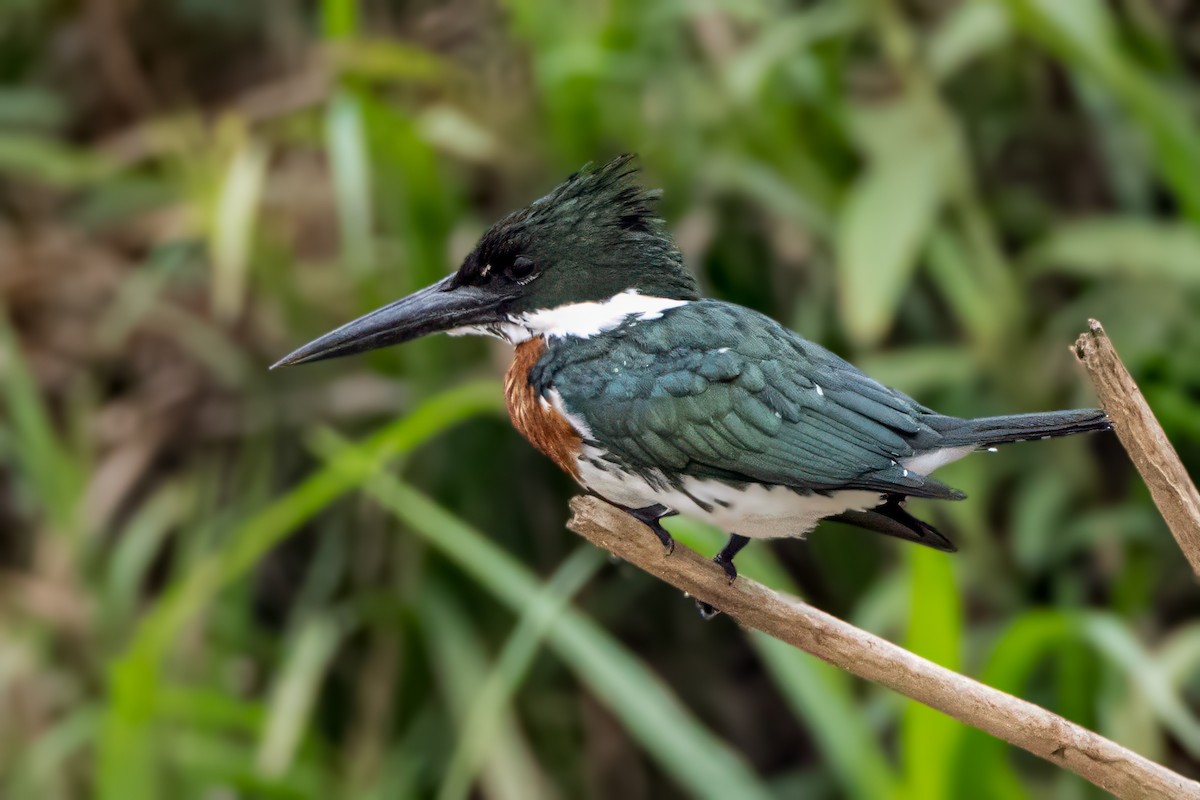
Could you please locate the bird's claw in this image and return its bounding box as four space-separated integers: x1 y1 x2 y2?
623 505 676 556
647 523 675 555
714 555 738 585
694 557 739 619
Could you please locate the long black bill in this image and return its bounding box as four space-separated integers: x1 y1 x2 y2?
271 276 508 368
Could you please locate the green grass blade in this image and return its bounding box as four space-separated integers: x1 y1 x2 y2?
952 612 1062 799
752 632 903 800
345 467 776 800
1080 614 1200 757
901 547 964 800
97 381 504 800
256 613 346 778
102 480 191 631
925 229 1005 353
4 706 98 799
168 730 324 799
0 132 112 186
838 97 954 346
928 2 1012 80
438 544 604 800
320 0 359 40
1159 624 1200 687
1026 217 1200 286
423 588 562 800
1003 0 1200 223
954 609 1200 795
210 137 268 321
159 686 267 735
667 517 903 800
0 312 85 537
325 91 375 274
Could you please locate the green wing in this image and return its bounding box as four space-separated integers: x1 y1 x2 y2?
538 300 964 500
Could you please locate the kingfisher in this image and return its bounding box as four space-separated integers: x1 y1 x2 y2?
274 155 1109 617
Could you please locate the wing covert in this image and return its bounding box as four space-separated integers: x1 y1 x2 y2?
536 301 963 500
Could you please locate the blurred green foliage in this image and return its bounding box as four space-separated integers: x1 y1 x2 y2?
1 0 1199 798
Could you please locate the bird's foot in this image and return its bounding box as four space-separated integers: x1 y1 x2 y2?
713 553 738 585
694 534 752 619
694 557 736 619
712 534 749 586
625 504 676 556
654 524 676 556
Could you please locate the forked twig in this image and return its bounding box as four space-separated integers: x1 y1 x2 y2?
567 497 1199 799
563 319 1200 799
1073 318 1200 576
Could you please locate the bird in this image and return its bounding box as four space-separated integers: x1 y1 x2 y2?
274 154 1110 618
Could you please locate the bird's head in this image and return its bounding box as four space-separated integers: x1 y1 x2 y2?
272 154 699 368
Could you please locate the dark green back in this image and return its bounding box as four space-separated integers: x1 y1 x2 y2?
532 300 966 500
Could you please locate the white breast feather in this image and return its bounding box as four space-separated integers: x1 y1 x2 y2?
575 448 881 540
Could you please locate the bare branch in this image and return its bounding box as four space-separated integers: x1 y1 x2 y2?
567 495 1200 800
1073 319 1200 577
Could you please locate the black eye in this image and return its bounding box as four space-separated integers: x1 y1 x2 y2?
506 256 536 282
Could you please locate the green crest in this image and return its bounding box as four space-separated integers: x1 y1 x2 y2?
452 155 701 312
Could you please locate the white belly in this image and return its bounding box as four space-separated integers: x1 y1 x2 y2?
576 454 881 540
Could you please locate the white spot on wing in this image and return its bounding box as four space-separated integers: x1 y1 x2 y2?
901 445 977 476
815 384 824 397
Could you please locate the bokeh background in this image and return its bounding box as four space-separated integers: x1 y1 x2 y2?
2 0 1200 798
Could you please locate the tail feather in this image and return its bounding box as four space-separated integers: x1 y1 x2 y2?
930 408 1110 448
831 496 957 553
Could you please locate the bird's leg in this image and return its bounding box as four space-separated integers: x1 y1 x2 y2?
696 534 751 619
712 534 750 583
623 503 677 555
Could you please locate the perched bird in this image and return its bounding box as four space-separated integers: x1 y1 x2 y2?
274 155 1109 617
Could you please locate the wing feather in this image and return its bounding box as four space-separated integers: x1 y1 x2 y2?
537 300 965 500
